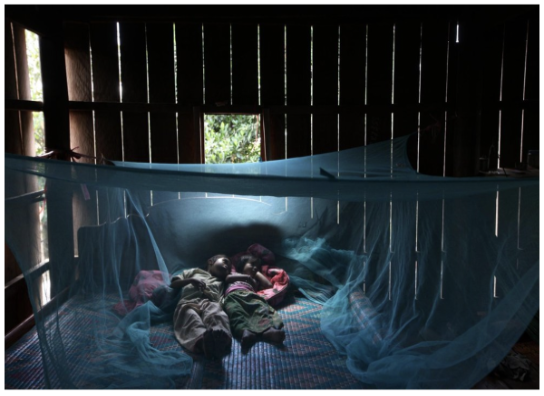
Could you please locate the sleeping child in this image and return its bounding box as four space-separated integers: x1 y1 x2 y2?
170 254 233 360
223 254 285 352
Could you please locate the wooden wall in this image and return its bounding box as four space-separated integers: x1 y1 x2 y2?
6 5 538 173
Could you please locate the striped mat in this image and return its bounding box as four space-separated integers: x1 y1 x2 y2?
5 293 365 389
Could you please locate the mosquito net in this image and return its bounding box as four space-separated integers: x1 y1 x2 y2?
4 134 539 389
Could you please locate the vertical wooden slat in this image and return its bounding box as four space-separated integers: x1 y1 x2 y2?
146 22 178 204
146 22 177 165
90 22 120 103
260 23 285 160
231 23 258 105
204 23 231 106
40 19 74 296
64 22 94 159
366 22 393 144
500 17 528 169
393 21 421 139
6 21 18 101
313 24 338 156
176 21 203 163
6 22 23 156
339 23 366 150
286 23 311 158
418 21 449 176
70 111 98 236
90 22 122 161
5 23 40 278
522 13 539 158
444 22 458 177
119 22 149 163
11 25 35 159
450 21 485 176
64 22 92 103
479 22 503 169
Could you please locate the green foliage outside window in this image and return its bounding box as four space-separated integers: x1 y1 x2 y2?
204 114 261 164
25 30 45 156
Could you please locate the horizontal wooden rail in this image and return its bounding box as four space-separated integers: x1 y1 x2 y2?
63 101 466 114
5 99 44 111
5 190 45 206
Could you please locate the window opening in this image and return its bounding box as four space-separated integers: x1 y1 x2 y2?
258 24 261 106
284 25 288 159
229 24 233 105
173 23 180 166
202 24 206 104
25 30 45 156
203 114 261 164
116 23 125 162
456 22 460 43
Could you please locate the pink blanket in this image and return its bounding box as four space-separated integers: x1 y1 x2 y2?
113 270 170 315
229 243 290 307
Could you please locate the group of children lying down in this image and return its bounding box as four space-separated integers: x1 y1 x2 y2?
170 254 285 360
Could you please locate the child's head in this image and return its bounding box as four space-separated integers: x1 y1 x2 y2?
236 254 261 276
207 254 231 279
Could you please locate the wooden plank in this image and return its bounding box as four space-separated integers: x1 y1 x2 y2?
393 21 421 139
6 21 18 100
64 20 93 158
418 21 449 176
260 23 285 159
11 25 36 157
444 22 458 176
94 113 122 161
69 110 98 243
312 24 339 155
500 17 528 169
339 23 366 150
260 23 284 106
522 12 539 159
90 22 122 162
203 23 231 106
146 22 178 164
286 23 311 158
366 22 393 145
5 22 24 156
176 22 204 106
90 22 120 103
64 22 92 102
450 21 485 176
69 111 95 163
12 23 30 101
119 22 149 163
263 109 285 160
479 22 503 167
231 22 258 105
176 22 203 163
119 22 147 103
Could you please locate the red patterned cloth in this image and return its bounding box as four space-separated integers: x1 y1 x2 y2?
113 270 170 315
229 243 290 307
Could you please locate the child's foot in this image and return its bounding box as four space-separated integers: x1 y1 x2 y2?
210 327 232 359
240 329 258 352
202 329 215 359
262 328 285 346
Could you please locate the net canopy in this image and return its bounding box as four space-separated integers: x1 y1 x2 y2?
4 134 539 389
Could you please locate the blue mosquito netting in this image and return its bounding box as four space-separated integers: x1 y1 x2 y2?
4 134 539 389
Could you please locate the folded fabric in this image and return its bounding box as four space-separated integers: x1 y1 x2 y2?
229 243 290 307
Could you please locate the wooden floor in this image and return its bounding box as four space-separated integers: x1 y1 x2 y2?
473 336 539 389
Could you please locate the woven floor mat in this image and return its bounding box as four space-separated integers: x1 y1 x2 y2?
5 293 364 389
